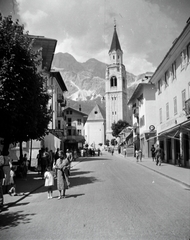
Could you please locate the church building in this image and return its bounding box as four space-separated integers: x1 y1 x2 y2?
105 24 130 141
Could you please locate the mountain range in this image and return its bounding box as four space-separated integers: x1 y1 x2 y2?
52 52 151 114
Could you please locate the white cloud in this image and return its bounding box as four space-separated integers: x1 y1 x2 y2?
15 0 190 75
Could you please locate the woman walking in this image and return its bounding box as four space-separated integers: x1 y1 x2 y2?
55 151 69 199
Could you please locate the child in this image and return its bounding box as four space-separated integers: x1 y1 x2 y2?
9 167 16 196
44 167 54 199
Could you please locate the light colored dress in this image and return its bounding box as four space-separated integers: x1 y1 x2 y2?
55 158 69 191
3 156 11 185
44 171 54 187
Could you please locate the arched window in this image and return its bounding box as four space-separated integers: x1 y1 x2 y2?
110 76 117 87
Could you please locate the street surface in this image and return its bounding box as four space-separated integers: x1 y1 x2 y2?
0 152 190 240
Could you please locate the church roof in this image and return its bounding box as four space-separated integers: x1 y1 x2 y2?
109 25 122 53
87 104 105 121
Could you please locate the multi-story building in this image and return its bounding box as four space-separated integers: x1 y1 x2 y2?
44 70 67 151
62 106 87 151
150 18 190 167
128 74 156 158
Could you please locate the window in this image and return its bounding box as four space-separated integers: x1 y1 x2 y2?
181 49 186 70
174 96 177 115
113 55 115 59
66 110 69 115
77 119 81 125
159 108 162 124
166 103 169 120
172 61 176 80
182 89 186 109
158 79 162 94
110 76 117 87
68 118 71 126
70 110 72 114
77 129 82 135
58 120 61 129
68 129 71 136
165 71 169 87
187 43 190 63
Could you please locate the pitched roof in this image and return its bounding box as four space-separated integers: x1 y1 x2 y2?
109 25 122 53
87 104 105 121
63 106 88 117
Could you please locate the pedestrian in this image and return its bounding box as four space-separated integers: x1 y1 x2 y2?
41 148 47 178
55 148 60 162
44 166 54 199
55 151 70 199
123 147 127 157
135 149 139 162
9 167 16 196
36 150 42 175
139 149 142 161
151 145 156 161
73 149 77 161
0 150 5 210
2 151 11 194
155 145 162 166
111 146 114 156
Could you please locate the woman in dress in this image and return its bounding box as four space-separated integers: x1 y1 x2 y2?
55 151 69 199
2 151 12 194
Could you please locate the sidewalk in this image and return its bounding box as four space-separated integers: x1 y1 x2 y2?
115 152 190 188
1 160 81 211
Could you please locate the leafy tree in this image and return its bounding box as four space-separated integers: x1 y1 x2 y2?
111 120 129 137
0 14 52 155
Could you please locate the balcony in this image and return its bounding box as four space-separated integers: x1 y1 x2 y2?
60 99 67 107
133 107 139 118
185 98 190 117
57 94 64 103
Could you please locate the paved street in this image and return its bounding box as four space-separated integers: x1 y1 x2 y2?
0 152 190 240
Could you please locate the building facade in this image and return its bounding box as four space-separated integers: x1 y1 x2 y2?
85 104 106 148
128 74 156 158
62 107 87 151
105 24 129 141
150 18 190 167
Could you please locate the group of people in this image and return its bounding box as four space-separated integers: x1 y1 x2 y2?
43 149 73 200
151 144 164 166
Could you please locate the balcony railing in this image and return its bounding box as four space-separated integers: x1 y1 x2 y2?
133 107 139 118
185 98 190 116
57 94 64 103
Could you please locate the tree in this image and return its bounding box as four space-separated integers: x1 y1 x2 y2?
0 14 52 155
111 120 129 137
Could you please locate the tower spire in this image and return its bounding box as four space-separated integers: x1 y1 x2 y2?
109 20 122 53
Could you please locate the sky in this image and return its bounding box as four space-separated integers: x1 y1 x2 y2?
0 0 190 75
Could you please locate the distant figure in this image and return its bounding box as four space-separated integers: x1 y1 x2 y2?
123 147 127 157
155 145 163 166
44 166 54 199
0 150 5 210
111 146 114 156
151 145 156 161
55 148 60 162
9 167 16 196
139 149 142 162
135 150 139 162
97 148 100 156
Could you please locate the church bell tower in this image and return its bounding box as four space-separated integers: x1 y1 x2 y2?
105 23 128 141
